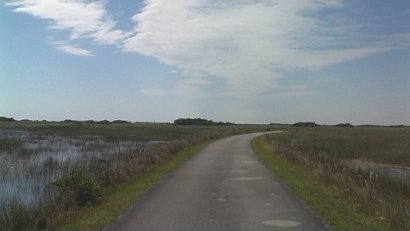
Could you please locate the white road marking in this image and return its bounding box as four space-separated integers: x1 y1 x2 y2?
230 177 265 181
241 160 259 163
261 220 301 227
231 170 249 173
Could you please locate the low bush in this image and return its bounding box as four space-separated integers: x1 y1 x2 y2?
53 170 102 206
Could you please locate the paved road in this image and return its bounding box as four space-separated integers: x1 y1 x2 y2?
104 133 330 231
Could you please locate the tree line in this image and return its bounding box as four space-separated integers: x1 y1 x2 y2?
173 118 235 126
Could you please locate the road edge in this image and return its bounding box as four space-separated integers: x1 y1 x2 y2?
251 134 389 231
56 140 213 231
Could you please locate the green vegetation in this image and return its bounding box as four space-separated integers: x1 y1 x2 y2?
1 120 277 231
173 117 234 126
0 120 266 142
57 141 210 230
292 122 319 127
53 170 102 206
253 127 410 230
335 123 353 127
252 135 389 231
0 116 15 122
273 127 410 166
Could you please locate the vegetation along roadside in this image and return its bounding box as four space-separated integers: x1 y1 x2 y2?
56 140 211 231
0 120 276 231
252 128 410 231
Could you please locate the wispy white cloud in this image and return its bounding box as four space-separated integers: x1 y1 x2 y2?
5 0 409 98
169 69 178 74
5 0 128 50
271 85 315 100
173 76 210 100
54 42 94 56
140 88 165 96
123 0 407 97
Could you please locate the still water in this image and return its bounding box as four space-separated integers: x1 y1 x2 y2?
0 129 153 206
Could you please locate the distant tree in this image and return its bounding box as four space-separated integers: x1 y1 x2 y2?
335 123 353 127
215 121 235 126
174 118 211 125
174 118 234 126
292 122 319 127
97 120 111 125
0 116 16 122
269 123 289 126
112 120 131 124
390 125 406 128
359 124 378 127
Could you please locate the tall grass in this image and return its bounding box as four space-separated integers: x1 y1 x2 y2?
0 121 274 142
0 121 274 231
265 127 410 230
0 138 193 230
272 126 410 166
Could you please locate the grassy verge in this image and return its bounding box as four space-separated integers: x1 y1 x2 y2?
251 135 389 231
57 140 211 231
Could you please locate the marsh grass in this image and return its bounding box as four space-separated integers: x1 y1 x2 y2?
0 139 188 231
264 127 410 230
57 141 211 230
0 121 273 142
274 126 410 166
0 121 273 231
252 136 389 230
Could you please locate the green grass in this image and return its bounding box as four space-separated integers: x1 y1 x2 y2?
0 121 276 142
274 127 410 167
57 140 211 231
1 120 279 231
252 135 389 231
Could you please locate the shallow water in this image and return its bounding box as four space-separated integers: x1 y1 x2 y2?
0 129 157 206
349 159 410 184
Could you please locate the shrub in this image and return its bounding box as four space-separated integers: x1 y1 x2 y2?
0 116 16 122
335 123 353 127
292 122 319 127
54 170 102 206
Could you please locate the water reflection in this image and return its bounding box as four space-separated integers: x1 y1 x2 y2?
350 159 410 184
0 129 159 206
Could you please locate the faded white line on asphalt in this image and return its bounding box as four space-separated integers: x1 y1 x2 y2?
230 177 265 181
269 193 281 198
261 220 301 227
231 170 249 173
241 160 259 163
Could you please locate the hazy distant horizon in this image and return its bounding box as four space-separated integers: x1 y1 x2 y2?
2 115 409 127
2 0 409 125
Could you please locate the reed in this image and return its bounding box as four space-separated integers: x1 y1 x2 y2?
0 121 274 230
265 127 410 230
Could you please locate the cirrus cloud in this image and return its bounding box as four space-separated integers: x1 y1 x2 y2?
140 88 165 96
5 0 409 96
123 0 408 96
54 42 94 56
5 0 128 55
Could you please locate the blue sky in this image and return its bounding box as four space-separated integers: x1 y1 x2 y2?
1 0 409 125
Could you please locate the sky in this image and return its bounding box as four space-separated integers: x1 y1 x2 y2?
1 0 409 125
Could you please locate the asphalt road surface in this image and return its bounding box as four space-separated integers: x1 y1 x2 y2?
104 133 331 231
